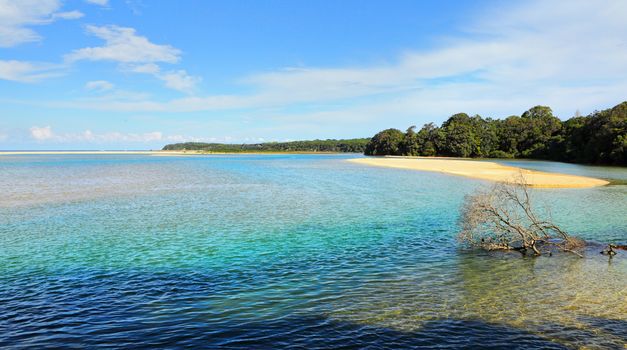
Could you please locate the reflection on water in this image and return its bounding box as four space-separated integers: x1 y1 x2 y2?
0 154 625 348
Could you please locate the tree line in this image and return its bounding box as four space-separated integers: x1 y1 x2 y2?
364 101 626 165
162 138 370 153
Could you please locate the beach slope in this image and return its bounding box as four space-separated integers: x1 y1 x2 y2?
348 157 609 188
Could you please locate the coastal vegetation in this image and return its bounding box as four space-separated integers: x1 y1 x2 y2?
162 139 369 153
365 101 627 166
162 102 625 164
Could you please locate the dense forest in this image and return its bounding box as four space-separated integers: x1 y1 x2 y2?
365 101 627 166
162 138 369 153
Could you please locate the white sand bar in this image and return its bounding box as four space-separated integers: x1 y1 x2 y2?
348 157 609 188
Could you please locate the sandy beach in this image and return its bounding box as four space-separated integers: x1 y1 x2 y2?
348 157 610 188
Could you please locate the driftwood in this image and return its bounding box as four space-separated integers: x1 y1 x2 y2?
458 175 585 257
601 244 627 257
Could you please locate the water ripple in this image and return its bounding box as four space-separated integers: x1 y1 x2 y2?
1 154 626 348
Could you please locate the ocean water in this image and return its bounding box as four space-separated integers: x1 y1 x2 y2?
0 154 625 349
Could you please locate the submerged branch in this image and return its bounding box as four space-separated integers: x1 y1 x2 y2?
458 175 586 257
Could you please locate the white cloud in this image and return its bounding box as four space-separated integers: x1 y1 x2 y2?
159 70 200 93
85 80 114 92
0 60 40 82
24 0 627 142
0 0 83 47
30 126 54 141
128 63 160 74
83 130 166 143
67 26 200 92
66 25 181 64
51 11 83 20
0 60 64 82
123 63 200 93
28 126 191 144
85 0 109 6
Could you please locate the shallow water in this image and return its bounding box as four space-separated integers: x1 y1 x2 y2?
0 154 625 349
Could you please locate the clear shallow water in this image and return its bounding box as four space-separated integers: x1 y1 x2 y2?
0 154 625 349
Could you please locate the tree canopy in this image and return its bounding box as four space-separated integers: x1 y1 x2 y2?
364 101 627 166
363 128 405 155
163 138 370 153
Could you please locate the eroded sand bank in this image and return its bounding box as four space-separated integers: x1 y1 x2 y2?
348 157 609 188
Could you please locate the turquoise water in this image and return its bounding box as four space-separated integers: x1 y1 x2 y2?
0 154 626 349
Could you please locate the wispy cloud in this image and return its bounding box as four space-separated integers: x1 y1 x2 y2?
0 60 64 82
0 1 79 83
0 0 83 47
157 70 201 93
85 80 115 92
55 0 627 122
66 25 181 64
66 25 200 93
85 0 109 6
28 126 191 144
30 126 54 141
125 63 200 93
51 10 83 20
6 0 626 145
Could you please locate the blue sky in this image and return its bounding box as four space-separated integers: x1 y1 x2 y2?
1 0 626 149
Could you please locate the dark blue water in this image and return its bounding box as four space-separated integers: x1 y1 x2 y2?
1 154 625 349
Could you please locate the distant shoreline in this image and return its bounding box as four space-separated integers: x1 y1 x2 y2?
0 151 164 155
0 150 347 156
349 156 610 188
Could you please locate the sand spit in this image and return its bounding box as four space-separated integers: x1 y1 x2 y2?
349 157 610 188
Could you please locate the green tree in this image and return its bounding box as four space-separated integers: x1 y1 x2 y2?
416 123 440 156
581 102 627 164
400 126 420 156
518 106 562 158
363 101 626 166
440 113 479 157
364 128 405 155
471 115 499 157
553 115 587 162
496 116 523 157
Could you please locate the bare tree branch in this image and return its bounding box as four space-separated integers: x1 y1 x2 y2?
458 175 584 257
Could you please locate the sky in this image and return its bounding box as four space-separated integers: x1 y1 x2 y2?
1 0 626 150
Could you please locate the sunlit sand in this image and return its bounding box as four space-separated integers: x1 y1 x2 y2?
348 157 610 188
